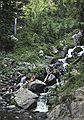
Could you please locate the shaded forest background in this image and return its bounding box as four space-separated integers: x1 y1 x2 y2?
0 0 84 64
0 0 84 56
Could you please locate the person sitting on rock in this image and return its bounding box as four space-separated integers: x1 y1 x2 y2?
44 72 56 86
44 66 54 83
44 65 53 80
44 67 60 86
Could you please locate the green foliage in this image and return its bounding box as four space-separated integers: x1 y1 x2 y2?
0 0 26 51
18 0 83 49
0 0 83 52
32 66 46 81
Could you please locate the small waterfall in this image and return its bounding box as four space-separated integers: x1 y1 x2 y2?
35 94 48 112
67 48 74 58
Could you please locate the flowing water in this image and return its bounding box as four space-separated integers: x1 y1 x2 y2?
35 94 48 113
0 46 84 120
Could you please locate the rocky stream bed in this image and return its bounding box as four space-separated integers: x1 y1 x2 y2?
0 45 84 120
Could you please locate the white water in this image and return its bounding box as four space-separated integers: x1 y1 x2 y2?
58 57 67 63
35 45 84 113
35 95 48 112
67 46 84 58
67 48 74 58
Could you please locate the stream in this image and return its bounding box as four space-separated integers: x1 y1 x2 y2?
0 45 84 120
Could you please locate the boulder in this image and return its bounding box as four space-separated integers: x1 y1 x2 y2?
28 79 46 93
72 31 82 46
47 87 84 120
46 105 61 120
14 87 38 109
75 87 84 99
60 46 68 58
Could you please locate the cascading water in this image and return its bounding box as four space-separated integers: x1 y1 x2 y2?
35 94 48 112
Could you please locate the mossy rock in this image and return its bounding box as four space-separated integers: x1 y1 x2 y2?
74 47 83 53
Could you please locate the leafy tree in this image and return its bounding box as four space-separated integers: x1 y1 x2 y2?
0 0 29 51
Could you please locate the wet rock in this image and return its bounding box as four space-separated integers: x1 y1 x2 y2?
78 50 84 57
2 92 13 103
28 80 46 93
60 46 68 58
52 61 63 68
35 112 47 120
72 31 82 46
14 87 38 109
67 46 84 58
